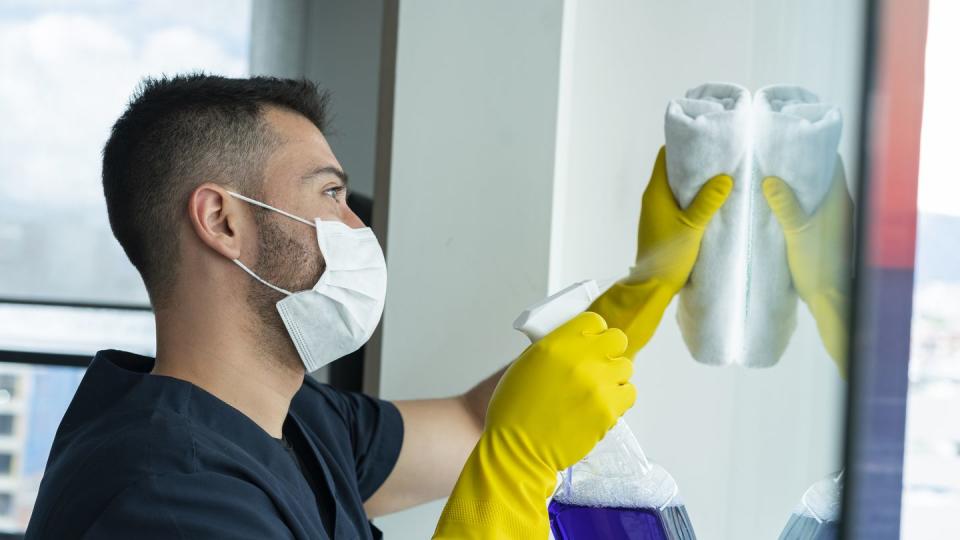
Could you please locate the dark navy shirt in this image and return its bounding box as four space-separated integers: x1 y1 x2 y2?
24 349 404 539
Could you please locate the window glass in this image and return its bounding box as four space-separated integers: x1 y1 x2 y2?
531 4 863 538
0 0 252 306
0 0 253 357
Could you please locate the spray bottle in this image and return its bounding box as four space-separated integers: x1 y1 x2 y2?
513 280 697 540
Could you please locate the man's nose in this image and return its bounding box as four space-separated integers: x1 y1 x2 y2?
342 205 366 229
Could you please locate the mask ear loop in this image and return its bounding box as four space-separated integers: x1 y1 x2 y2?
226 191 317 228
232 259 292 296
225 191 316 296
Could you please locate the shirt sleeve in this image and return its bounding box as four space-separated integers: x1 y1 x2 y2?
303 378 404 501
83 473 296 540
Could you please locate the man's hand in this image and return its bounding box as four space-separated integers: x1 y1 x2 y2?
762 160 854 376
630 146 734 291
484 312 634 472
433 312 634 539
589 146 732 356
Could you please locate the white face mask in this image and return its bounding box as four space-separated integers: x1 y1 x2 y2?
227 191 387 372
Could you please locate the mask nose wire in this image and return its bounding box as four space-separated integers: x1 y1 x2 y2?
226 190 317 228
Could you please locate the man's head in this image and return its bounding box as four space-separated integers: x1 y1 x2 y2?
102 74 363 362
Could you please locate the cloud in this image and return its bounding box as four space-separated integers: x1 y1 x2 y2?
0 6 250 209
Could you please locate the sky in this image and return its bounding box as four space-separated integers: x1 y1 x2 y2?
916 0 959 217
0 0 251 210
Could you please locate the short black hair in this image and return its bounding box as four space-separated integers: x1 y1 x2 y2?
102 73 330 308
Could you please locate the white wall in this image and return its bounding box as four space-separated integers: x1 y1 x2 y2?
251 0 383 198
300 0 384 199
550 0 864 538
250 0 305 79
374 1 566 537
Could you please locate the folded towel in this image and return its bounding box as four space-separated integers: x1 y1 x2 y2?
664 83 841 367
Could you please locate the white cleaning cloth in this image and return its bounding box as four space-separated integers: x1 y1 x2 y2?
664 83 842 367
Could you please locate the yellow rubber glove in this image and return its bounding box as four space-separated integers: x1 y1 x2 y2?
762 160 854 377
433 312 634 539
589 147 733 357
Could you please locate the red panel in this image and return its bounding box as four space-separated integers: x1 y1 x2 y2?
867 0 929 269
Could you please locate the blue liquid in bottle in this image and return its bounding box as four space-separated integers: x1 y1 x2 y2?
549 500 695 540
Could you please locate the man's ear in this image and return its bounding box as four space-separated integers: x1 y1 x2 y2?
187 183 246 260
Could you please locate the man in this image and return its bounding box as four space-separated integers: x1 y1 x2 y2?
24 75 735 539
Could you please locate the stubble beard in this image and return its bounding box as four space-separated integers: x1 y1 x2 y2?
245 208 325 375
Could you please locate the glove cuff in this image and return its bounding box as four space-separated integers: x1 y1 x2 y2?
434 432 555 539
433 498 550 539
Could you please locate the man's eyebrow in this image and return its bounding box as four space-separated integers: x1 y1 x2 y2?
302 165 348 185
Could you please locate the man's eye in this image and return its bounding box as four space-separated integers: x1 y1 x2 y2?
324 186 346 201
